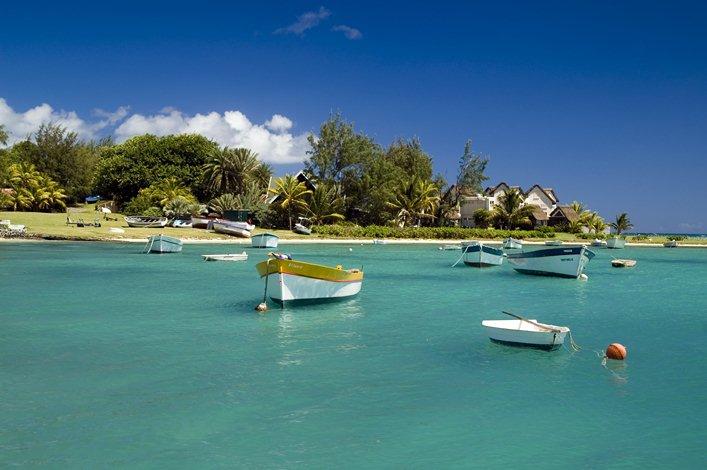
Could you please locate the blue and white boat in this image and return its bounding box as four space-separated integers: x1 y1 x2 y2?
251 232 279 248
503 237 523 250
606 237 626 249
144 234 183 253
507 246 595 278
462 242 505 267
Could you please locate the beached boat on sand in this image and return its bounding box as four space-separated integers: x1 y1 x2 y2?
606 237 626 249
372 239 389 245
144 234 183 253
507 246 595 278
212 220 252 238
190 215 218 229
503 237 523 250
125 216 169 228
202 252 248 261
462 242 504 267
482 318 569 350
251 233 279 248
664 240 678 248
544 240 563 246
255 253 363 304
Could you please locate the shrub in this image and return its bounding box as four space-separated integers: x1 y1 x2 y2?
311 224 556 240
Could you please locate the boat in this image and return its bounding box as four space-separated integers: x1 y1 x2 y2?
255 253 363 304
202 252 248 261
251 232 279 248
190 215 218 229
172 219 192 228
124 216 169 228
507 246 595 278
482 318 569 350
503 237 523 250
462 242 504 267
664 240 678 248
544 240 563 246
591 239 607 247
293 218 312 235
611 259 637 268
212 220 252 238
144 234 183 253
372 239 388 245
439 244 462 251
606 237 626 249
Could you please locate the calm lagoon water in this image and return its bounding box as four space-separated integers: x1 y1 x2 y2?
1 242 705 468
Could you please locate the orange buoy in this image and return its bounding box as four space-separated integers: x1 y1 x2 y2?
605 343 627 360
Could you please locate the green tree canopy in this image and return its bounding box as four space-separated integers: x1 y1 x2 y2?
610 213 633 235
492 188 537 229
457 139 489 196
202 147 270 197
268 175 312 229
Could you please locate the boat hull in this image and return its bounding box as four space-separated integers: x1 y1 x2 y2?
507 246 595 278
251 233 279 248
503 238 523 250
606 237 626 249
202 253 248 261
463 243 504 267
125 216 169 228
482 320 567 350
213 222 251 238
147 235 183 253
293 224 312 235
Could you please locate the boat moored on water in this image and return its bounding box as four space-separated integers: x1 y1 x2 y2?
606 237 626 249
611 259 637 268
125 216 169 228
503 237 523 250
251 232 279 248
482 318 570 350
439 244 462 251
202 252 248 261
544 240 563 246
255 253 363 305
144 234 183 253
372 239 389 245
507 246 595 278
462 242 504 267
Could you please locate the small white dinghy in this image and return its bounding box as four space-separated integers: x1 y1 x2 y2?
202 252 248 262
482 312 570 350
611 259 637 268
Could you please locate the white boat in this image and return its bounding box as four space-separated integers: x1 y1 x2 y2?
591 239 607 247
144 234 183 253
664 240 678 248
202 252 248 262
439 244 462 251
293 223 311 235
507 246 595 278
611 259 637 268
462 242 504 267
256 253 363 305
544 240 563 246
482 318 569 350
172 219 192 228
124 216 169 228
212 221 252 238
251 232 279 248
191 215 218 229
606 237 626 249
372 239 389 245
503 237 523 250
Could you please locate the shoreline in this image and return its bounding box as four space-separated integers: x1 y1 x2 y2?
1 236 706 248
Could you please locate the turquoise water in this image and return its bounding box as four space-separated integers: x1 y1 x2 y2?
1 242 705 468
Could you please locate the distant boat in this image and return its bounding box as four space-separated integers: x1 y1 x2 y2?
606 237 626 249
255 253 363 304
591 239 607 247
172 219 192 228
202 252 248 262
293 223 311 235
507 246 595 278
212 220 252 238
251 233 279 248
462 242 504 267
372 239 388 245
84 195 101 203
124 216 169 228
544 240 563 246
439 244 462 250
503 237 523 250
144 234 182 253
664 240 678 248
482 318 569 350
611 259 637 268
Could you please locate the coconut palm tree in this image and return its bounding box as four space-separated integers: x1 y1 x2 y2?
233 181 269 221
587 212 607 236
610 213 633 235
208 193 240 216
202 147 262 196
36 178 68 211
492 188 537 229
307 183 345 225
268 175 312 229
570 200 593 226
149 177 195 207
164 196 200 219
387 178 440 227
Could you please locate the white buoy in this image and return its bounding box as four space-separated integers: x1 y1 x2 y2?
349 248 353 251
579 273 588 281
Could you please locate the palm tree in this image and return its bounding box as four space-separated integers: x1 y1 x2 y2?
164 196 200 219
307 183 345 225
587 212 607 236
202 147 262 196
149 177 195 207
36 178 68 211
208 193 240 216
610 213 633 236
387 178 440 227
492 188 537 229
269 175 312 229
570 200 593 226
233 181 269 221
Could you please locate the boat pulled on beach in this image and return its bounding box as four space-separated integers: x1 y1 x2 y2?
125 216 169 228
212 220 254 238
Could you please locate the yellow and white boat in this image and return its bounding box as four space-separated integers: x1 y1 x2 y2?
255 253 363 304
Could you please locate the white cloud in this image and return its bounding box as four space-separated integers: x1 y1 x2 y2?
0 97 312 164
275 7 331 35
332 25 362 40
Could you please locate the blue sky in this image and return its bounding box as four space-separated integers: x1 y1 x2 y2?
1 0 706 232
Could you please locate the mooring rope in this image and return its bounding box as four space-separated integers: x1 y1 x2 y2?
451 245 470 267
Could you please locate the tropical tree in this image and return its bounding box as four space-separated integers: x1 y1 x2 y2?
473 208 493 228
164 196 201 219
268 175 312 229
0 124 8 146
457 139 489 196
306 183 345 225
208 193 240 216
492 188 537 229
5 162 67 211
586 212 607 236
202 147 263 196
387 178 440 227
233 182 270 221
570 200 593 226
610 213 633 235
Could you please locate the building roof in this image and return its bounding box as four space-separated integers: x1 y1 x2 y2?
550 205 579 222
484 182 559 203
525 184 559 203
530 205 549 221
